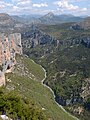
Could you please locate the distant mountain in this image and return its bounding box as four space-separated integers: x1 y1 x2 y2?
39 12 83 25
58 14 83 22
79 17 90 29
71 17 90 30
0 13 15 27
0 13 85 32
20 14 42 19
11 15 24 23
12 12 84 25
11 15 41 24
39 12 61 25
42 12 54 18
0 13 28 32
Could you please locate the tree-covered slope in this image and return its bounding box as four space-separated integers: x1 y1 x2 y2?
0 88 46 120
21 24 90 120
4 55 75 120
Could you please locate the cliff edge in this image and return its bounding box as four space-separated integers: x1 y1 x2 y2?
0 33 22 86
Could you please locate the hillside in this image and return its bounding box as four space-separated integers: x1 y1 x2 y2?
79 17 90 29
0 13 27 33
70 17 90 30
0 12 90 120
0 13 15 32
0 88 47 120
0 22 76 120
22 24 90 120
5 54 76 120
0 13 15 27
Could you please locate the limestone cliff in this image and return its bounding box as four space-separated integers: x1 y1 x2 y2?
0 33 22 86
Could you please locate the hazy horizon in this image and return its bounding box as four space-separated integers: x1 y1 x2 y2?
0 12 89 18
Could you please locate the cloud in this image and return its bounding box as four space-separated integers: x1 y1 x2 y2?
33 3 48 8
9 0 32 14
54 0 87 12
0 4 5 9
0 0 88 15
12 0 31 2
12 0 32 6
0 1 13 9
17 1 31 7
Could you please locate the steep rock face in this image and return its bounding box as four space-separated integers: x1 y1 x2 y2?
0 71 5 87
56 35 90 48
0 33 22 86
22 29 56 48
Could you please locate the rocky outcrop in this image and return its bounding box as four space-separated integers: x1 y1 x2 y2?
21 25 90 51
0 71 5 87
0 33 22 86
22 28 57 48
57 35 90 48
71 17 90 30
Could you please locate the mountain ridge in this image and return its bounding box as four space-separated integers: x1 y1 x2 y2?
11 12 84 25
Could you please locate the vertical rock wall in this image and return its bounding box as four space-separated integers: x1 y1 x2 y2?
0 33 22 86
0 71 5 87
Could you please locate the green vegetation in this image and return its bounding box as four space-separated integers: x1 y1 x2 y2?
5 55 76 120
38 23 90 40
0 88 46 120
16 55 45 81
84 97 90 111
40 45 90 120
23 24 90 120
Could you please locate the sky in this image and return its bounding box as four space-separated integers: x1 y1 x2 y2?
0 0 89 16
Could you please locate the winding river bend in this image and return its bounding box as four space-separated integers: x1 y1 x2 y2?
31 59 79 120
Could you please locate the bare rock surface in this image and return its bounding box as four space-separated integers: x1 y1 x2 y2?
0 33 22 86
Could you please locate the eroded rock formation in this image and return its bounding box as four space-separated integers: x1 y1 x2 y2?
0 33 22 86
